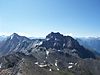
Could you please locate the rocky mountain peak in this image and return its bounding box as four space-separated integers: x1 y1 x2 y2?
39 32 96 59
40 32 80 50
10 33 20 39
46 32 63 39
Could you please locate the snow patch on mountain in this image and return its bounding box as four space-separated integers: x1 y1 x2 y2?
69 62 74 65
55 60 58 66
46 50 49 56
49 68 52 71
0 63 2 68
68 65 73 69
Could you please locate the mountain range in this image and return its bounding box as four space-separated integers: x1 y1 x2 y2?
76 37 100 54
0 32 100 75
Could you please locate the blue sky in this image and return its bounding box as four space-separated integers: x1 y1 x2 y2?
0 0 100 37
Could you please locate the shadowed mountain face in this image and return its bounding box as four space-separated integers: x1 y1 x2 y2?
0 32 99 75
41 32 79 49
40 32 95 59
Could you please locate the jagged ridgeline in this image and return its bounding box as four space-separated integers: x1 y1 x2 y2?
0 32 100 75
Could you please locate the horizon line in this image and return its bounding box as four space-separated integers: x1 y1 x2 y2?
0 32 100 38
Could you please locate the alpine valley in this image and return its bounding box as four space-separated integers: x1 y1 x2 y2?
0 32 100 75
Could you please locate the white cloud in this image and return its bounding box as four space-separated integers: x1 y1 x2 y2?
65 33 74 36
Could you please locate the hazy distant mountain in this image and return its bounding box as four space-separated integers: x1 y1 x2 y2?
76 37 100 54
0 35 7 41
0 32 100 75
